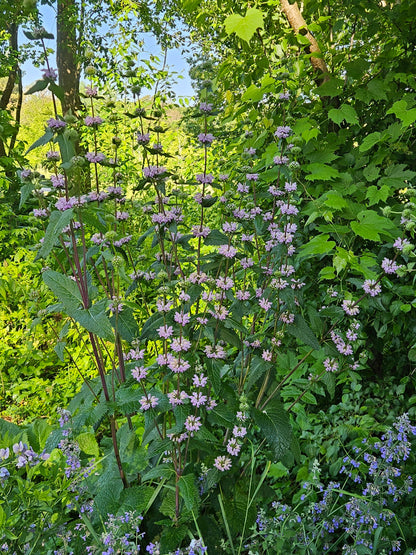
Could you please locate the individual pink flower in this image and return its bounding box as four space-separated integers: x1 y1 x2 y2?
218 244 238 258
214 456 232 471
185 415 202 434
262 350 272 362
157 325 174 339
139 395 158 411
259 298 272 311
227 438 241 456
363 279 382 297
170 337 191 352
193 373 208 388
168 390 188 406
189 392 207 407
174 312 190 326
323 358 338 372
342 300 360 316
132 366 148 381
233 426 247 438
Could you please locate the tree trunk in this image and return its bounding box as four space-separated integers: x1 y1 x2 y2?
280 0 330 83
56 0 82 116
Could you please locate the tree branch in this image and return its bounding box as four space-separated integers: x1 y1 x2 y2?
280 0 330 83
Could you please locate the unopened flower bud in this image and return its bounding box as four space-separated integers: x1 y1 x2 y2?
105 230 118 241
382 206 392 217
112 255 124 268
112 136 122 146
85 65 96 76
64 113 77 124
64 129 79 142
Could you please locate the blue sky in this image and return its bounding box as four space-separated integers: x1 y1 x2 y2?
20 4 195 98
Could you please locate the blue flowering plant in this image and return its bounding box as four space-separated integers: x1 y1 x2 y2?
247 414 416 554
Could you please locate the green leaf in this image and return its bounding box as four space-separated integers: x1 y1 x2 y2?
48 82 65 102
19 183 35 208
224 8 264 42
204 229 229 246
287 315 320 350
56 133 75 164
328 104 359 125
241 84 264 102
68 300 114 341
378 164 416 190
252 399 292 459
324 191 348 209
367 79 387 100
292 117 320 142
77 432 99 457
0 418 21 440
304 163 339 181
120 485 156 513
54 341 66 361
110 306 138 342
43 270 83 311
319 266 336 280
314 78 343 98
246 356 269 392
363 164 380 182
94 474 123 517
160 526 188 553
387 99 416 127
299 234 336 258
350 210 395 242
179 473 199 511
359 132 381 153
26 419 53 452
36 209 74 259
268 461 288 478
25 128 54 154
25 79 48 95
365 185 390 206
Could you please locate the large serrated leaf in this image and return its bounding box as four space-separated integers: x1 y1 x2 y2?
25 128 54 154
94 474 124 517
120 485 155 512
287 315 320 350
43 270 83 311
67 299 114 341
56 133 75 164
36 209 74 259
252 399 292 459
76 432 99 457
179 473 199 511
110 306 139 342
204 229 229 246
25 79 48 95
19 183 35 208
